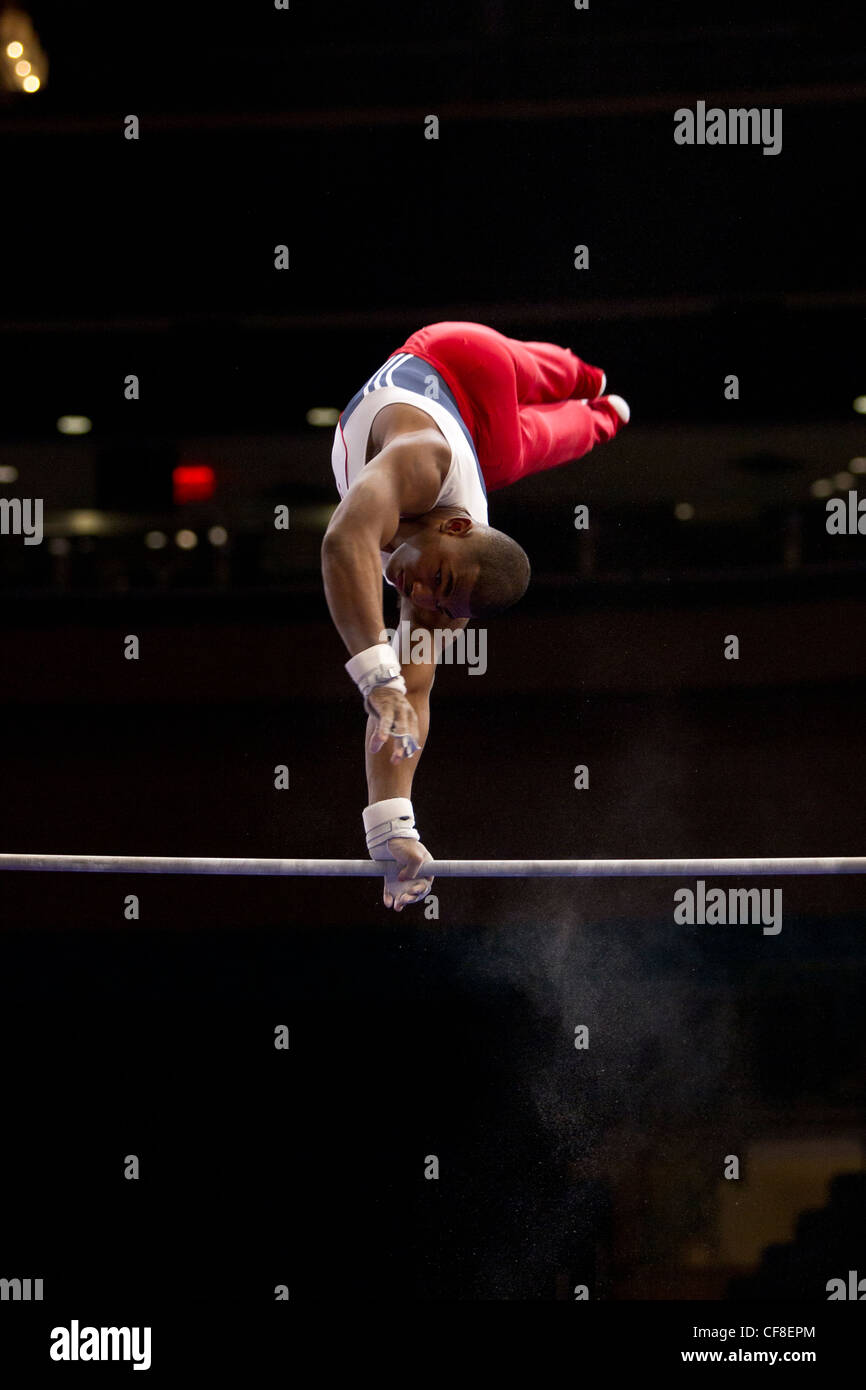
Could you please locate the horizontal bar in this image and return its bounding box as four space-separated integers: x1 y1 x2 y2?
0 854 864 878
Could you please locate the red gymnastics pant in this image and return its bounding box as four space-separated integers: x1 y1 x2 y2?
392 321 620 491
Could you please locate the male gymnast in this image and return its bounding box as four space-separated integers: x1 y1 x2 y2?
322 321 629 911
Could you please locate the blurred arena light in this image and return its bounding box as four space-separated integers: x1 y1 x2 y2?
175 529 198 550
57 415 92 435
0 7 48 93
67 510 110 535
173 463 216 504
0 465 19 483
306 407 340 427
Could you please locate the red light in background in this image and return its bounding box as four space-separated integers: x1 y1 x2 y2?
173 463 216 504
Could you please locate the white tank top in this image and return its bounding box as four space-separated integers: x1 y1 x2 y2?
331 351 489 580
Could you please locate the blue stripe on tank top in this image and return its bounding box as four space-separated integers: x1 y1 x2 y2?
340 353 488 501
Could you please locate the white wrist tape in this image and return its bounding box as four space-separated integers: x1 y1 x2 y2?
345 643 407 709
363 797 420 860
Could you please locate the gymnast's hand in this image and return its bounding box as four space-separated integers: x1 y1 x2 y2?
367 685 421 762
382 837 434 912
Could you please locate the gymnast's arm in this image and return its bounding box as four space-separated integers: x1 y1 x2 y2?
321 434 445 664
363 598 468 910
321 434 449 911
364 597 468 796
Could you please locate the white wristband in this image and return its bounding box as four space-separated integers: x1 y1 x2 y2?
345 643 407 703
363 797 420 860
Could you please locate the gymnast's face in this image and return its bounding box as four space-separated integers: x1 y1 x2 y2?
385 517 479 620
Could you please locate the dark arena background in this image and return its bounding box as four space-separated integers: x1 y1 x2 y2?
0 0 863 1368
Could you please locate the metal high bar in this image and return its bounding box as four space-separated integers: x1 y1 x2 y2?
0 854 864 877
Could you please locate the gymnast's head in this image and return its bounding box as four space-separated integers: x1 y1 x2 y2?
384 510 531 619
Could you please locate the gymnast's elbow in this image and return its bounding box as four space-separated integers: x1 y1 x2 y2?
320 521 357 573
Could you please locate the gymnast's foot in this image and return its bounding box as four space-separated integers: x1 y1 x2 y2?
589 394 631 434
